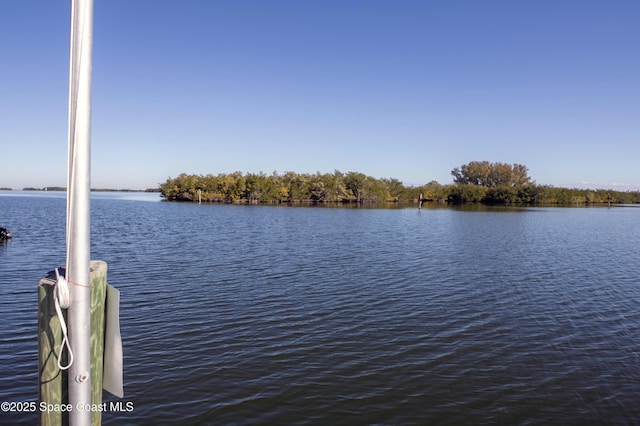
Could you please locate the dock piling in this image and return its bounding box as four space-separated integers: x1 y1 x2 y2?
38 260 108 426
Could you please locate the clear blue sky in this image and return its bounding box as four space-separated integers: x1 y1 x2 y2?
2 0 639 190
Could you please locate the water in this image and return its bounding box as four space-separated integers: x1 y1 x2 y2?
1 191 639 424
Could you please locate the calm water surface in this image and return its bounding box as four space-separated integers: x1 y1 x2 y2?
1 191 639 424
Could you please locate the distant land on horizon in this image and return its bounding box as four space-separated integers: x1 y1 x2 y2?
9 187 161 193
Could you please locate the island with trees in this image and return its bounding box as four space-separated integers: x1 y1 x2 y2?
159 161 640 206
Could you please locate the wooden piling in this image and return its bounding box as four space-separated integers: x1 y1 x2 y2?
38 260 108 426
38 272 66 426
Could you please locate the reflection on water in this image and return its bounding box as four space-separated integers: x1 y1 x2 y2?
1 193 639 424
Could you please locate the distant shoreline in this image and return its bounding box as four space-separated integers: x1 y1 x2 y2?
159 170 640 206
10 187 161 193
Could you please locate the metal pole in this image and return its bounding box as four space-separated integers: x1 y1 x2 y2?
66 0 93 424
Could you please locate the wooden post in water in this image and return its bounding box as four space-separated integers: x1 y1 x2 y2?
38 272 66 426
38 260 108 426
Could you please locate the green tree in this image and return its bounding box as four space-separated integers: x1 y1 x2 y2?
281 171 307 201
448 184 487 203
308 172 329 201
219 172 245 202
323 170 349 202
384 178 404 201
484 185 519 204
344 172 367 203
452 161 532 187
244 172 267 202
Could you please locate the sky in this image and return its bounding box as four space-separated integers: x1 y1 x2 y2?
1 0 639 190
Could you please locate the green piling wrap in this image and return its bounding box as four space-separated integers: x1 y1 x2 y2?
38 260 108 426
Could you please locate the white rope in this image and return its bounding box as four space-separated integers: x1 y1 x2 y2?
54 268 74 370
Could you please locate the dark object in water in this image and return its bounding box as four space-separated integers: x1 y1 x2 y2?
0 227 12 241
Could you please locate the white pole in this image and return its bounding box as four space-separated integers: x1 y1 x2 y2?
66 0 93 424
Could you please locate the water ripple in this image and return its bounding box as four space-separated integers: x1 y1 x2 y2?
2 196 640 424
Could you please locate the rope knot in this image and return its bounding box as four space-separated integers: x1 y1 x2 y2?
54 268 74 370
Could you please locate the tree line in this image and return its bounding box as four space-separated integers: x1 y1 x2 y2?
159 162 640 205
159 171 405 204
